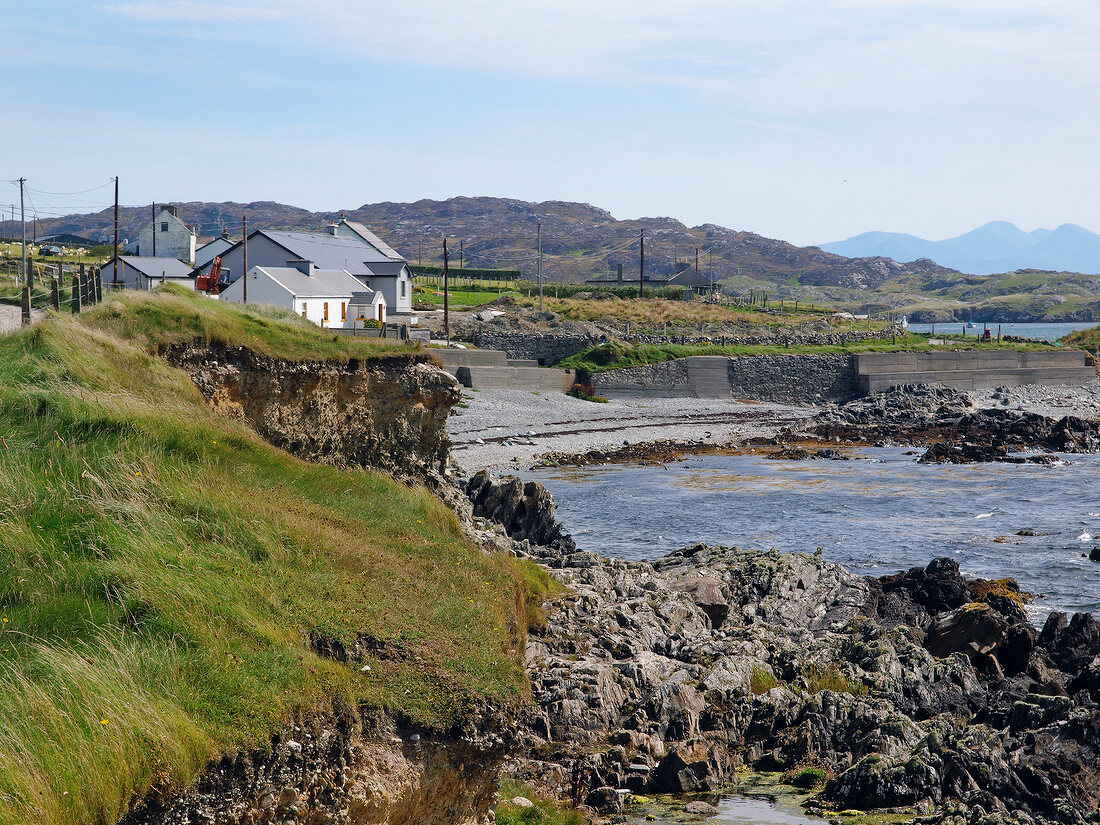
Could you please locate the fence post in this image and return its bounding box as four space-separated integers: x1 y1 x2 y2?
21 285 31 326
93 268 103 303
72 275 81 314
50 279 60 310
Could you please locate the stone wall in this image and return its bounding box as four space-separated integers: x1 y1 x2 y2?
727 354 860 404
470 331 594 366
591 354 859 403
589 360 695 398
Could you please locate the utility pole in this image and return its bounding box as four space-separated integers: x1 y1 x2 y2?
19 178 27 288
537 221 543 312
242 215 248 303
459 238 464 270
443 237 450 346
639 228 645 298
113 177 119 289
151 202 156 256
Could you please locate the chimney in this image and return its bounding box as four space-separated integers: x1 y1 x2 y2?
326 222 338 237
163 204 179 218
287 259 314 276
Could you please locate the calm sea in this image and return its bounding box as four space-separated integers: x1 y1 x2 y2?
531 449 1100 617
907 321 1097 341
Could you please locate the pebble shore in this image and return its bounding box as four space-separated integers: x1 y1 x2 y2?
446 389 810 473
447 378 1100 474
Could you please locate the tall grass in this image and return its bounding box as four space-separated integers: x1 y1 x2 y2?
0 297 528 824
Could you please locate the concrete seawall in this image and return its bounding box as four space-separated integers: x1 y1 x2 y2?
433 348 576 392
592 350 1096 402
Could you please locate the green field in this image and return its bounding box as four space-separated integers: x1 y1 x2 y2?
0 287 529 825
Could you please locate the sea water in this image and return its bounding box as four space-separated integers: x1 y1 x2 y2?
906 321 1097 342
530 448 1100 617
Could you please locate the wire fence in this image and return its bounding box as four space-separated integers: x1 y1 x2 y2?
0 259 105 324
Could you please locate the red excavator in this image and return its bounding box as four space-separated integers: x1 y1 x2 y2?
195 256 228 294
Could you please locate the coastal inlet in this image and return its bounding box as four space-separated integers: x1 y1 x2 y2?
530 448 1100 617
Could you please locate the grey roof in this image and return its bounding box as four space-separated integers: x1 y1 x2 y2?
349 290 381 304
119 256 194 278
261 229 393 272
256 266 363 298
340 221 403 260
361 261 407 278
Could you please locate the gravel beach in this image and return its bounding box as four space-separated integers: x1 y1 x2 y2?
447 375 1100 474
970 376 1100 420
446 388 810 473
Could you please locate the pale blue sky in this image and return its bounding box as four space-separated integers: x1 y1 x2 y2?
3 1 1099 245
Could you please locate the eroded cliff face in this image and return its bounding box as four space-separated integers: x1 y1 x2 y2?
167 344 461 479
120 702 516 825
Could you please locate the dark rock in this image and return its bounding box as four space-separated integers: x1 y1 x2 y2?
583 786 622 814
1090 546 1100 562
925 604 1008 661
649 741 717 793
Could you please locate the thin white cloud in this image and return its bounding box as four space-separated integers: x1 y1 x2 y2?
101 2 287 22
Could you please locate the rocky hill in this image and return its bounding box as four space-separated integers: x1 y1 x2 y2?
35 196 961 294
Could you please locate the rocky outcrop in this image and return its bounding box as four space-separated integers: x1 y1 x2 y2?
167 343 461 479
120 701 516 825
798 384 1100 457
486 475 1100 825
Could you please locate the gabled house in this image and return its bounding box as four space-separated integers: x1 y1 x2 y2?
190 219 413 313
218 263 378 329
125 205 198 265
104 255 195 291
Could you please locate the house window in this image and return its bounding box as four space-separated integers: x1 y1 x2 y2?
160 222 168 232
323 302 329 321
341 302 346 321
301 308 307 318
400 280 406 298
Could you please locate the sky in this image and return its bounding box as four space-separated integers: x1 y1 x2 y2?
2 0 1099 246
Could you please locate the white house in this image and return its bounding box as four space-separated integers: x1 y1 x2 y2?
219 263 379 330
125 205 197 265
104 256 195 291
189 219 414 314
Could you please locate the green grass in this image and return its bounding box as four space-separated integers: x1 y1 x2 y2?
1062 325 1100 354
495 779 584 825
78 282 424 361
0 292 529 824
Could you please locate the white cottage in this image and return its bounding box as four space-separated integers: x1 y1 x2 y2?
218 263 377 330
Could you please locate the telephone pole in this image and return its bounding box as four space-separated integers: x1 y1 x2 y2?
242 215 248 303
151 202 157 256
459 238 464 270
537 221 543 312
19 178 27 288
112 177 119 289
443 237 450 346
638 228 645 298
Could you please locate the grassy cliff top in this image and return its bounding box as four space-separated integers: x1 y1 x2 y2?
0 294 526 825
78 283 426 362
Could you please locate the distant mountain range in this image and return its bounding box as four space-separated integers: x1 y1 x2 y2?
820 221 1100 276
27 196 962 294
